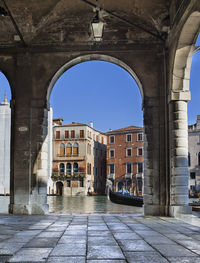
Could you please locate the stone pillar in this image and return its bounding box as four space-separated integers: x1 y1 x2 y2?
143 97 166 216
9 103 49 214
169 91 192 216
9 54 49 214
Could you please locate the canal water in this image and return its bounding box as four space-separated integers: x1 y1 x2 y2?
0 196 143 214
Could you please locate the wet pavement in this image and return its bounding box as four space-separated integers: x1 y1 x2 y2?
0 214 199 262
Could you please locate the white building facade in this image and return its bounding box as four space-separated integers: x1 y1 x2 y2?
188 115 200 196
0 95 11 195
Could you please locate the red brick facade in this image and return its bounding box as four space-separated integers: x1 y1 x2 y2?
106 126 144 196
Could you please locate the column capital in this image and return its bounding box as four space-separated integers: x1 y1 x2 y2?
169 90 191 102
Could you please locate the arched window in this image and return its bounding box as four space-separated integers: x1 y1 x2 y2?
59 163 65 174
66 143 72 156
198 152 200 166
66 163 71 174
74 163 78 173
188 152 191 167
60 143 65 156
73 142 79 156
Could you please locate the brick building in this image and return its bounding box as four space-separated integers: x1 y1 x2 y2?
51 120 107 196
106 126 144 196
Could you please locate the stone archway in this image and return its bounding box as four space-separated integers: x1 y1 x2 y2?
169 11 200 216
46 54 144 107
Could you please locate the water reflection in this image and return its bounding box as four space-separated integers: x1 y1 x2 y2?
48 196 143 214
0 196 143 214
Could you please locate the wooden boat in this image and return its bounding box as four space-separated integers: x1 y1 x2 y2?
109 190 143 207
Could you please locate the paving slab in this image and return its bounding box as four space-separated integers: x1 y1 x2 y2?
88 236 117 246
119 240 154 251
167 257 200 263
47 256 85 263
7 248 52 262
124 251 169 263
87 260 126 263
152 244 197 257
87 245 125 260
50 244 86 256
23 237 59 248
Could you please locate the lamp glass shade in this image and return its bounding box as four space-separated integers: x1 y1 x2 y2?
91 21 104 41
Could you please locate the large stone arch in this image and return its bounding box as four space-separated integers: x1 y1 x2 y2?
169 11 200 216
46 54 144 107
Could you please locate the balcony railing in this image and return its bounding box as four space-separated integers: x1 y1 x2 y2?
108 174 115 180
51 172 86 181
125 173 132 179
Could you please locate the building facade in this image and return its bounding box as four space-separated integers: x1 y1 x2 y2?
0 95 10 195
106 126 144 196
188 115 200 196
51 121 107 196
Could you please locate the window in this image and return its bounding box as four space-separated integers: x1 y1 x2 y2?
101 137 104 144
59 163 65 174
65 130 69 138
190 172 196 179
80 130 84 138
126 163 132 174
87 163 91 175
66 143 72 155
59 143 65 156
126 148 132 157
198 152 200 166
74 163 78 173
80 179 84 187
73 142 79 156
71 130 75 138
110 164 115 174
137 162 143 173
188 152 191 167
138 148 143 156
96 135 99 142
137 133 143 141
67 180 71 187
126 134 132 142
109 149 115 158
109 135 115 144
66 163 71 174
56 131 60 139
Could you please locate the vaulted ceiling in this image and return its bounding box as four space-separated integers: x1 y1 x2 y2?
0 0 173 48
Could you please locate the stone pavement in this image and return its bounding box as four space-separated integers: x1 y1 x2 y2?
0 214 199 263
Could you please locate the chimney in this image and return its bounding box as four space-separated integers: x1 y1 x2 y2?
90 121 93 128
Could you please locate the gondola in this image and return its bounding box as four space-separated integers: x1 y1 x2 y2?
109 189 143 207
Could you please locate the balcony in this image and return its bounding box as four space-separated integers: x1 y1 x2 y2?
51 171 86 181
136 173 143 179
125 173 132 179
108 174 115 180
56 154 85 161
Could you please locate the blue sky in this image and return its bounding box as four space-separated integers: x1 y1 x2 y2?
0 47 199 131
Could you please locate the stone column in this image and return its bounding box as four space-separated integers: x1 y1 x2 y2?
9 54 49 214
143 97 166 216
9 102 49 214
169 91 192 216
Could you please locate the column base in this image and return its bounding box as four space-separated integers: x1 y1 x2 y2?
169 205 192 217
9 203 49 215
144 204 167 216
